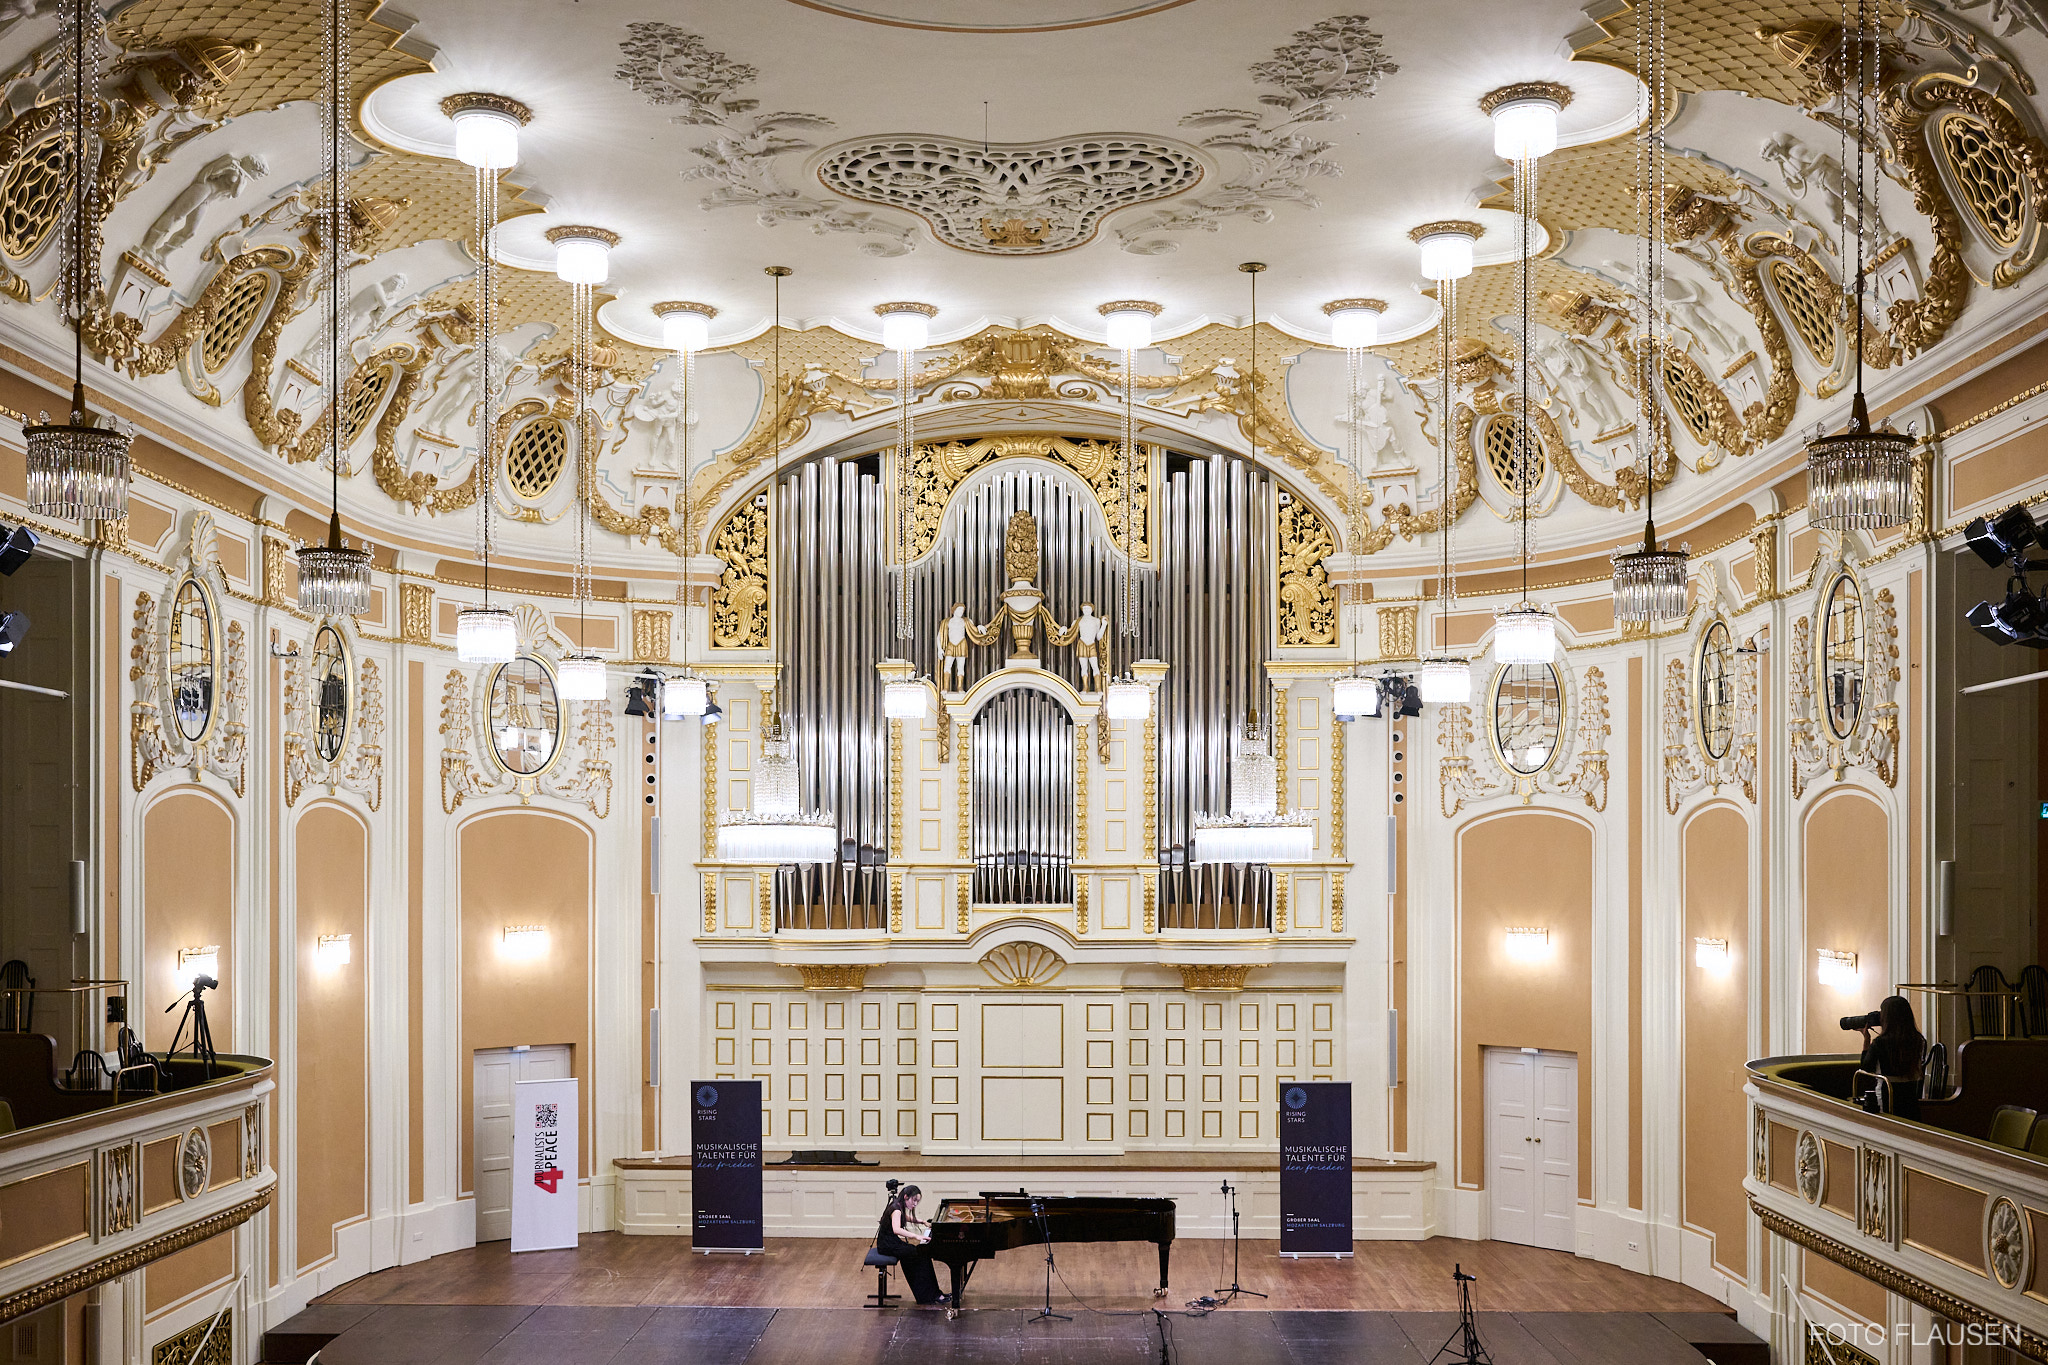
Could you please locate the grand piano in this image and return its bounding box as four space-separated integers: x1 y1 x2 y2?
926 1192 1176 1312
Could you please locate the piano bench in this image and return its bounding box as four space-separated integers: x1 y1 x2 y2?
862 1249 901 1308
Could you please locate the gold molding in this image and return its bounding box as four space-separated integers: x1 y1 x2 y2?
1175 964 1251 993
1408 220 1485 242
702 872 716 935
440 92 533 125
796 964 871 992
0 1185 272 1327
1477 81 1574 117
889 719 904 859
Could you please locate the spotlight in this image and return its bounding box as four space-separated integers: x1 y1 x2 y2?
1965 506 2039 569
1968 580 2048 648
701 700 723 726
0 524 36 576
0 611 25 659
624 675 658 718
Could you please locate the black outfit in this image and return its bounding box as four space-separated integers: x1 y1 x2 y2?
876 1206 942 1304
1859 1031 1922 1120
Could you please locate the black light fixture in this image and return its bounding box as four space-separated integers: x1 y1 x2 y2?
0 611 27 659
0 524 37 577
1965 506 2039 568
623 674 660 719
1964 505 2048 648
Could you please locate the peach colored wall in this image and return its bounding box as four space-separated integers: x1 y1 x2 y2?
144 1228 235 1316
143 792 234 1051
294 804 368 1274
1682 804 1750 1279
459 810 592 1193
1803 1252 1886 1326
1803 791 1890 1050
1458 812 1594 1198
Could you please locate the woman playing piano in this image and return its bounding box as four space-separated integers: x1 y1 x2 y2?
876 1181 947 1307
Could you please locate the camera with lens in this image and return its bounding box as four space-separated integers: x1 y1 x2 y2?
1839 1010 1881 1031
191 974 218 993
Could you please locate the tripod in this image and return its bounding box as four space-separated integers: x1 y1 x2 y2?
1025 1194 1070 1323
1427 1265 1494 1364
165 979 218 1079
1213 1180 1266 1305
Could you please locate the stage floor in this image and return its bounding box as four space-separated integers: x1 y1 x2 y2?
278 1304 1763 1364
311 1232 1724 1314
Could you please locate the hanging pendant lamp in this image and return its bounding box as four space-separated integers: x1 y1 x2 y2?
1099 299 1162 720
1611 0 1690 626
552 227 618 700
295 0 372 615
1805 0 1913 530
25 0 131 521
1325 297 1387 716
1413 225 1472 702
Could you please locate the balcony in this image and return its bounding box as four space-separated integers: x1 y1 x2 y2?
0 1008 274 1323
1746 1045 2048 1355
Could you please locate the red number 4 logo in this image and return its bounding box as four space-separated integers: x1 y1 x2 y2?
533 1166 564 1194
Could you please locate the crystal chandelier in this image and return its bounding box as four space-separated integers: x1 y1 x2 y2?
1484 83 1567 665
449 90 525 665
295 0 373 615
1611 0 1690 627
25 0 130 521
717 718 836 862
1414 225 1473 702
552 226 618 701
1805 0 1913 530
882 677 932 719
1194 709 1314 863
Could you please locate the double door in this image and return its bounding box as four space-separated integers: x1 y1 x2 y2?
1484 1047 1577 1251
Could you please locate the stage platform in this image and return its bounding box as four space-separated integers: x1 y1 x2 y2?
613 1151 1437 1240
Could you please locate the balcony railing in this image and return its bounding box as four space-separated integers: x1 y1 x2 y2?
1747 1052 2047 1355
0 1051 273 1324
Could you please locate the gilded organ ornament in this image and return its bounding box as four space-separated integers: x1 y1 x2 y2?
132 515 247 795
709 492 770 649
1276 495 1338 648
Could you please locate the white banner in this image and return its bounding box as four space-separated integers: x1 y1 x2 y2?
510 1078 578 1252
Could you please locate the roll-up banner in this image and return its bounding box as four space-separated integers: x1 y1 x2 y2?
510 1078 579 1252
1279 1081 1353 1257
690 1080 763 1252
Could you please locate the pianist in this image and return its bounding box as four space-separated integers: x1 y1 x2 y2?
877 1181 948 1308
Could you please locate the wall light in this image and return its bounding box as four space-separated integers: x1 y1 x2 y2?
178 946 219 987
316 934 352 970
502 925 549 960
1693 937 1730 974
1504 926 1550 962
1815 948 1859 989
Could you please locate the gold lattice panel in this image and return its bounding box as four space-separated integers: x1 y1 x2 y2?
1572 0 1902 106
201 269 269 371
1769 257 1837 365
1488 140 1742 236
346 151 543 257
112 0 431 120
1939 113 2026 249
504 414 567 499
0 134 67 260
1376 258 1617 374
341 364 390 445
1661 353 1716 444
1481 412 1543 492
419 268 667 382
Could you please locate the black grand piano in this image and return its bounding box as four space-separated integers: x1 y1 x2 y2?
926 1192 1176 1312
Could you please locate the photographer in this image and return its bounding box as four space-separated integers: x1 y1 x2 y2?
1847 995 1924 1120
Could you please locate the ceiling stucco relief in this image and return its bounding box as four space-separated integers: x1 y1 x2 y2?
779 1 1200 33
812 134 1207 255
1113 13 1397 254
613 21 917 257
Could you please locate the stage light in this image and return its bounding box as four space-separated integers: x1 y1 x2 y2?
1504 926 1550 962
1694 937 1730 974
0 612 25 659
1965 506 2039 569
0 524 36 576
624 675 658 718
501 925 549 960
1968 582 2048 647
701 700 723 726
316 934 352 970
178 946 219 988
1815 947 1858 989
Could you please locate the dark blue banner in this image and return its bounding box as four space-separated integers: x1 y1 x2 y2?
1279 1081 1352 1256
690 1080 762 1251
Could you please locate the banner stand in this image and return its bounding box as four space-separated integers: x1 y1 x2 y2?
690 1080 764 1254
510 1079 579 1253
1279 1081 1353 1260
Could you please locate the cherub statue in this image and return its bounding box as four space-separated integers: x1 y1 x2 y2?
1538 333 1623 432
1601 258 1744 358
629 375 692 471
935 601 998 690
1341 371 1407 471
138 152 268 259
1759 134 1887 246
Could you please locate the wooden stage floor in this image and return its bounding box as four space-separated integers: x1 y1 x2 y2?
273 1235 1764 1363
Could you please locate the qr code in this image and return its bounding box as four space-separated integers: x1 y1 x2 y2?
534 1104 558 1128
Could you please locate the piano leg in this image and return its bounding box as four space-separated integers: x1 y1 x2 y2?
945 1259 974 1319
1155 1240 1171 1299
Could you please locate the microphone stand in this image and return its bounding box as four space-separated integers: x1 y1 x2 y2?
1426 1265 1494 1364
1213 1180 1265 1304
1025 1191 1070 1323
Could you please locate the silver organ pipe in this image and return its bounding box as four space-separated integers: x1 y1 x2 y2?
971 688 1075 905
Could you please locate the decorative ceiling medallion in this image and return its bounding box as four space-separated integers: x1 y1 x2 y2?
815 134 1206 255
783 0 1198 32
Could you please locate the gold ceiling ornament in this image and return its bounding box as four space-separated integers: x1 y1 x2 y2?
652 299 718 320
542 223 621 250
1477 81 1576 117
873 299 938 319
439 91 532 125
1096 299 1163 318
979 941 1065 988
1407 218 1486 243
1321 297 1388 315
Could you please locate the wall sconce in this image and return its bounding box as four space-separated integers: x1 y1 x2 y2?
502 925 549 960
316 934 352 970
1504 926 1550 962
178 945 219 987
1693 937 1730 973
1815 948 1858 989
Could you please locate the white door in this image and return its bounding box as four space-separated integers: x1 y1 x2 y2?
1484 1047 1577 1251
474 1044 573 1242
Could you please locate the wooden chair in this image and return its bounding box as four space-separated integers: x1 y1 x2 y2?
2030 1122 2048 1160
1966 964 2014 1038
861 1247 901 1308
2018 964 2048 1038
1988 1104 2037 1149
0 961 31 1034
1921 1042 1949 1101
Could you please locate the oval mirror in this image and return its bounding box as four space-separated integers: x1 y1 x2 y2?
488 657 560 775
1696 619 1735 761
169 579 216 742
312 625 350 762
1491 662 1562 776
1820 573 1865 740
